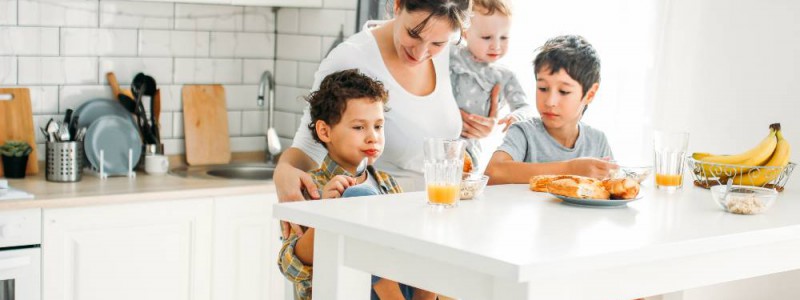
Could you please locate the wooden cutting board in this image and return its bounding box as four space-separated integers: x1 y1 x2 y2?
0 88 38 176
182 85 231 166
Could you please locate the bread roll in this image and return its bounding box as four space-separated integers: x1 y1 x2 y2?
602 178 640 199
529 175 573 192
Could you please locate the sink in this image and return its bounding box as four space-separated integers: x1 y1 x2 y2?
170 163 275 180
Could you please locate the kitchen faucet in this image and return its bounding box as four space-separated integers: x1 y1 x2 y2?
258 70 281 164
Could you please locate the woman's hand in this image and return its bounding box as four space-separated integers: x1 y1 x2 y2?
321 175 357 199
460 110 496 139
566 158 619 180
275 161 320 239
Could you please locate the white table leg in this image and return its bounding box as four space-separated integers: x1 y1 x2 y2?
313 229 371 300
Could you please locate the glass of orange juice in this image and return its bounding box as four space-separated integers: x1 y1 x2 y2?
654 130 689 192
424 138 466 208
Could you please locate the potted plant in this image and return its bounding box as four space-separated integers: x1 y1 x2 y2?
1 140 32 179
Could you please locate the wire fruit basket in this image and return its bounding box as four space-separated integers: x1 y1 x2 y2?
686 157 796 192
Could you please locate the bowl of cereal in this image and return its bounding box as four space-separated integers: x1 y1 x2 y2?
610 166 653 184
461 173 489 200
710 185 779 215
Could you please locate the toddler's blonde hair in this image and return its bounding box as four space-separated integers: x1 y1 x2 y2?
472 0 512 16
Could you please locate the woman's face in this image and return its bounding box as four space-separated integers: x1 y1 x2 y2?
392 7 456 66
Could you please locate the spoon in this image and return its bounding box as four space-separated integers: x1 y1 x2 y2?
354 157 368 177
723 178 733 201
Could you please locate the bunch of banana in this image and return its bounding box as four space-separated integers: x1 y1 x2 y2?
692 123 791 187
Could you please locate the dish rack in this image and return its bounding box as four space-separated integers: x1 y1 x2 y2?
686 157 796 191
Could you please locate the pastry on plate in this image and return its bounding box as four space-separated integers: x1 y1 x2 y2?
529 175 574 192
602 178 640 199
547 176 610 199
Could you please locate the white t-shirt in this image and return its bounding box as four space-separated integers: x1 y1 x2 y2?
291 26 462 191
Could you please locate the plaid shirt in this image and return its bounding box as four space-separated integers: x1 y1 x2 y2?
277 155 403 300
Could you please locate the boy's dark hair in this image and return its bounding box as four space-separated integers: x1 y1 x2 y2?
473 0 512 16
394 0 472 36
306 69 389 146
533 35 601 100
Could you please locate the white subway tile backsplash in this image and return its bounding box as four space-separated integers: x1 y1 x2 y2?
225 85 259 110
162 138 185 155
172 112 184 138
99 57 174 85
229 136 265 152
158 112 173 139
241 110 265 135
278 137 293 149
273 110 297 138
100 1 174 29
0 57 16 84
275 60 297 86
159 85 183 112
276 8 298 34
61 28 138 57
345 10 356 36
0 27 59 55
174 58 242 84
299 9 348 36
275 85 308 114
27 86 59 114
175 4 244 31
243 7 275 33
18 0 98 27
242 59 273 84
59 85 113 112
277 34 321 61
297 62 319 88
321 36 337 59
228 111 242 136
19 57 98 85
139 30 210 57
323 0 357 10
0 1 17 25
210 32 273 58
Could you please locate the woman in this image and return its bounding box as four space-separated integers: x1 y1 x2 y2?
275 0 482 206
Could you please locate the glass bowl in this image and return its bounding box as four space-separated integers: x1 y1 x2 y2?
460 173 489 200
710 185 779 215
611 166 653 183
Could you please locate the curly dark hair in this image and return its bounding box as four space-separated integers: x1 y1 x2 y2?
306 69 389 146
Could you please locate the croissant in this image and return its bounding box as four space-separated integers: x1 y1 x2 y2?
547 176 610 199
602 178 640 199
529 175 574 192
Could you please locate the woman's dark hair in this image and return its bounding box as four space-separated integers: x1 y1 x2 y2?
306 69 389 146
395 0 472 36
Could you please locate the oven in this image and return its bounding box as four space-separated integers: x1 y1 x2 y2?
0 209 41 300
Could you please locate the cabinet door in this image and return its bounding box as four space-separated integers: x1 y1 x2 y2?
213 193 285 300
43 199 214 300
230 0 322 7
137 0 230 4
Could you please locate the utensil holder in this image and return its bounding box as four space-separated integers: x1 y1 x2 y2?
46 141 83 182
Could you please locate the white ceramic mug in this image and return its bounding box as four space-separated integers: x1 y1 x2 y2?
145 155 169 175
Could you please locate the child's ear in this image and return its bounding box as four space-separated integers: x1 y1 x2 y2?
582 83 600 105
315 120 333 143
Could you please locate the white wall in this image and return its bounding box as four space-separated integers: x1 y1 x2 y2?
0 0 357 158
654 0 800 160
655 0 800 298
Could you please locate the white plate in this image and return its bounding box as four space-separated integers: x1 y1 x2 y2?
551 193 642 208
85 115 142 175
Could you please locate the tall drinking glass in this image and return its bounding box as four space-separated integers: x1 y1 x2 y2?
424 138 465 208
654 131 689 192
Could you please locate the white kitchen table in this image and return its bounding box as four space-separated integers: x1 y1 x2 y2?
273 182 800 299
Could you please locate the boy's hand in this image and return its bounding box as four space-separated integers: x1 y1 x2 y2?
566 158 619 179
321 175 357 199
460 110 496 139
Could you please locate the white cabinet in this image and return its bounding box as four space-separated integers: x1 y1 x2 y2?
213 194 285 300
43 199 214 300
231 0 322 7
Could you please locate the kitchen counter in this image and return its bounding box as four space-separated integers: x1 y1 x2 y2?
0 171 274 210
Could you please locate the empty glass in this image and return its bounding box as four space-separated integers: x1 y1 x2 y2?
654 131 689 192
424 138 465 208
